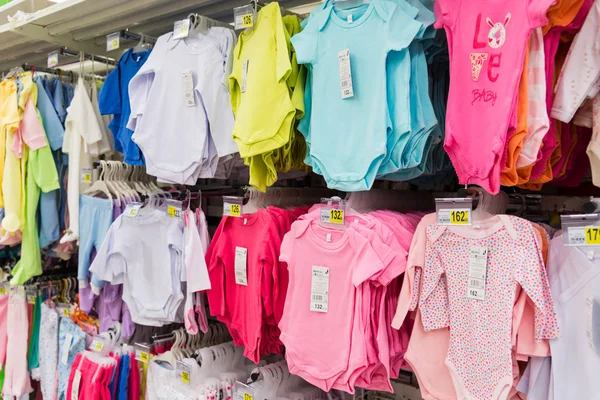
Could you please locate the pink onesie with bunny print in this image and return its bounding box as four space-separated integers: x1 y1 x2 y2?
435 0 556 194
418 215 559 400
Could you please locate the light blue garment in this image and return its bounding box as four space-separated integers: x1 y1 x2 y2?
35 77 64 152
78 195 114 288
51 78 67 124
57 318 86 400
291 0 422 191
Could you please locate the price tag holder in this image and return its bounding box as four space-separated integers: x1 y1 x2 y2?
435 198 473 226
89 337 106 353
562 214 600 247
173 19 190 39
310 266 329 313
223 197 244 218
176 361 191 385
81 168 93 184
134 343 151 363
165 199 182 218
26 290 36 304
106 32 120 51
124 203 143 218
0 285 6 296
234 381 255 400
47 50 59 68
320 208 345 225
338 49 354 99
466 246 488 301
235 247 248 286
233 5 255 30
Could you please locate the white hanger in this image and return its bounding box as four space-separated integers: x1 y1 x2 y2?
84 161 115 205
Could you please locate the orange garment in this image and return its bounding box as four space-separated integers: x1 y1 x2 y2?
542 0 586 34
501 40 531 186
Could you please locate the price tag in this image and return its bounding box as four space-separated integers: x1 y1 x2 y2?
235 247 248 286
106 32 120 51
241 60 249 93
319 208 344 225
90 338 105 353
244 393 253 400
182 70 196 107
234 13 254 30
81 168 93 184
47 51 59 68
223 202 242 217
567 226 600 246
126 204 142 218
0 287 6 296
338 49 354 99
310 266 329 313
27 292 36 304
173 19 190 39
466 246 488 301
176 361 191 385
586 227 600 245
167 205 179 218
437 208 471 225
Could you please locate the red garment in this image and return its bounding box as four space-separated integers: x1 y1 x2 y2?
128 357 141 400
66 353 113 400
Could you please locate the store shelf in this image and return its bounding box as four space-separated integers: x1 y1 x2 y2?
0 0 322 72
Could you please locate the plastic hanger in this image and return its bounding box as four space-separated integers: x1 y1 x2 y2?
84 161 115 204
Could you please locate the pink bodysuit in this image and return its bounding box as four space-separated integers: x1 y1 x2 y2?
419 215 559 400
435 0 556 194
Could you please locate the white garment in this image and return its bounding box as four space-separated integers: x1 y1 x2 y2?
128 29 237 184
543 234 600 399
516 356 553 400
89 209 185 325
588 93 600 186
38 303 59 400
87 83 114 156
61 78 104 242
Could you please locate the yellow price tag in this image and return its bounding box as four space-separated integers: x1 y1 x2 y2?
181 371 190 384
28 295 36 304
139 351 149 363
111 39 119 49
167 205 178 218
329 209 344 224
230 204 241 217
244 393 253 400
94 341 104 352
128 207 140 218
585 227 600 245
62 308 70 317
0 288 6 296
83 173 91 183
242 13 253 27
450 210 470 225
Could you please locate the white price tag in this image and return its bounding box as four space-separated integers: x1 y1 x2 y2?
47 51 59 68
174 19 190 39
235 247 248 286
182 70 195 107
437 208 471 225
466 246 488 301
61 333 73 365
310 266 329 313
176 360 191 385
338 49 354 99
81 168 93 184
241 60 249 93
106 32 120 51
568 227 587 246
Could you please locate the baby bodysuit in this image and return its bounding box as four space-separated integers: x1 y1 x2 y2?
435 0 556 194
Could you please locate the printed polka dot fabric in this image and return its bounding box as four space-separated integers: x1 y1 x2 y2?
418 215 559 400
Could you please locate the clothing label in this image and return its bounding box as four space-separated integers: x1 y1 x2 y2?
71 369 81 400
81 168 93 184
437 208 471 225
347 14 353 23
106 32 120 51
135 350 149 363
319 208 344 225
61 333 73 365
466 246 488 301
234 247 248 286
310 266 329 313
126 204 142 218
338 49 354 99
182 70 196 107
47 51 59 68
241 60 249 93
234 13 254 30
174 19 190 39
176 361 191 385
223 202 242 217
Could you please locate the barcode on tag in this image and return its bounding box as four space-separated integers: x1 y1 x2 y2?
182 70 195 107
235 247 248 286
469 279 484 288
338 49 354 99
241 60 249 93
466 246 487 301
310 266 329 313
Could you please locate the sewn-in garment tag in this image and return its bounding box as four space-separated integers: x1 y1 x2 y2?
182 70 195 107
71 369 82 400
338 49 354 99
241 60 249 93
174 19 190 39
61 333 73 365
235 247 248 286
466 246 488 301
310 266 329 313
347 14 353 23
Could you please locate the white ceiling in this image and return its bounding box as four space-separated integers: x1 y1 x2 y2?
0 0 323 72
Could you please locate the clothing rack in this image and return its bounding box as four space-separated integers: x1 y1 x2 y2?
119 30 157 45
59 48 116 66
22 63 74 81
